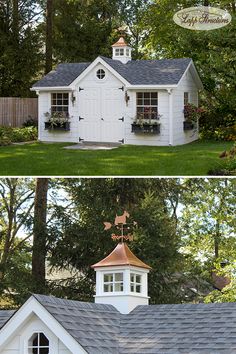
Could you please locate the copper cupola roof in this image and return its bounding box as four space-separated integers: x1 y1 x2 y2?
91 242 151 270
112 37 129 47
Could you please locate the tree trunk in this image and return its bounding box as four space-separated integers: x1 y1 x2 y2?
12 0 19 43
0 180 17 281
32 178 49 293
45 0 53 74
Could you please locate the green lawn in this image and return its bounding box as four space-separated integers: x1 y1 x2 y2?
0 140 232 176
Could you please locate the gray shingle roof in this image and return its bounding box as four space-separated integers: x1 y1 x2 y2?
31 294 236 354
33 294 120 354
0 310 15 329
119 302 236 354
101 57 191 85
33 57 192 87
33 63 90 87
3 295 234 353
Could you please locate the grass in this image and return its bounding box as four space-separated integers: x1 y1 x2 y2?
0 140 233 176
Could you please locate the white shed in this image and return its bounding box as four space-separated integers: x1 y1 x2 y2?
32 37 203 146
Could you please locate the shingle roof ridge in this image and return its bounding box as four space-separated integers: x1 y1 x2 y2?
100 56 191 64
33 293 119 313
131 301 236 313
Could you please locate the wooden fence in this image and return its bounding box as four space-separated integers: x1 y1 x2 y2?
0 97 38 127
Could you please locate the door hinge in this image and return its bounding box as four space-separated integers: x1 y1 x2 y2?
118 117 124 122
79 116 85 121
119 86 124 91
79 87 84 91
79 137 84 142
119 138 124 144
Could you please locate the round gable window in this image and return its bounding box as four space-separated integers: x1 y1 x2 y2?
96 69 106 80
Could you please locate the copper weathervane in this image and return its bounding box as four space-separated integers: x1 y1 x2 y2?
104 211 137 242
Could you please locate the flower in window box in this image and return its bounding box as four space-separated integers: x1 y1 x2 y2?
183 103 204 123
183 103 204 131
44 111 72 131
134 112 161 127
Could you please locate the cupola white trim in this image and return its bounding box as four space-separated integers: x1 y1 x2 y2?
92 243 151 314
112 37 132 64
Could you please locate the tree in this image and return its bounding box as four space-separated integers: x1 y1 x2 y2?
47 178 183 303
45 0 53 74
180 179 236 264
144 0 236 136
117 0 151 59
32 178 49 293
0 0 42 96
53 0 118 62
0 178 34 304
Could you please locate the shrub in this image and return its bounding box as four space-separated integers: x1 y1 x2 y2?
208 143 236 175
0 126 38 146
10 127 38 142
23 116 38 127
200 124 236 141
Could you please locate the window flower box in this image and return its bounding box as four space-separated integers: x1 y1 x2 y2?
45 121 70 131
44 111 71 132
131 123 160 134
183 103 204 132
183 121 195 131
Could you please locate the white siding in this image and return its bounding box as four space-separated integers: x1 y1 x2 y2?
125 90 170 146
1 335 20 354
38 91 78 143
59 340 72 354
1 315 73 354
172 70 199 145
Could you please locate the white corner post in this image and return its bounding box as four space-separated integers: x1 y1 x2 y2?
167 88 173 146
36 90 41 141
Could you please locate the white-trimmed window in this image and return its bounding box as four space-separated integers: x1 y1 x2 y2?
126 48 130 56
136 92 158 120
184 92 189 105
115 48 124 56
51 93 69 114
103 272 123 292
130 273 142 293
28 332 49 354
96 69 106 80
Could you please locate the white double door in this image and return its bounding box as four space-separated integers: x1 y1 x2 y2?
79 86 125 143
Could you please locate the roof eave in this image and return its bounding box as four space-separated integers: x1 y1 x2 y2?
126 85 178 90
92 263 152 270
177 60 204 90
30 86 73 92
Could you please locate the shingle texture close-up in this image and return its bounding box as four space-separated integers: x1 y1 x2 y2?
34 294 236 354
0 310 15 329
33 57 191 87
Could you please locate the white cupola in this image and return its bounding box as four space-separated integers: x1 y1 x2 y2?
91 242 151 314
112 37 132 64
